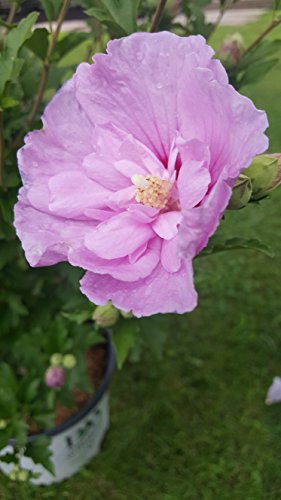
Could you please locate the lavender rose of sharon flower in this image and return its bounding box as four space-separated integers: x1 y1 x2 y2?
14 32 268 317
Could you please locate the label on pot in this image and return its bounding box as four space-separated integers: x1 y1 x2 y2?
0 391 109 485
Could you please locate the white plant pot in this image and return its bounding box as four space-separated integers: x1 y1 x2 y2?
0 335 115 485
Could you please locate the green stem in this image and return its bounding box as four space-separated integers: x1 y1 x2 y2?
243 17 281 56
6 2 17 25
207 0 235 43
150 0 168 33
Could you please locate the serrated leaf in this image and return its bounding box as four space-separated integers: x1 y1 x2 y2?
25 28 49 60
112 319 138 369
25 436 54 475
199 237 274 258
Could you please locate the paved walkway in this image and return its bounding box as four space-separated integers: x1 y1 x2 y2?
36 7 268 32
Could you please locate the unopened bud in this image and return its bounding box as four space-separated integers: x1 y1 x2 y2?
62 354 77 370
228 174 252 209
18 469 29 482
0 419 7 430
219 33 244 65
92 302 119 327
50 353 63 366
245 154 280 200
45 366 66 388
120 310 134 319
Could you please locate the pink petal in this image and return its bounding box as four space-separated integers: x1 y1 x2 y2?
177 66 268 184
85 212 154 259
178 177 232 258
14 188 94 266
80 260 197 317
69 239 160 282
152 211 182 240
177 161 211 210
48 171 110 218
75 33 226 161
161 237 182 273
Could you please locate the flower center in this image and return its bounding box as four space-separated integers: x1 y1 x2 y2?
131 174 172 209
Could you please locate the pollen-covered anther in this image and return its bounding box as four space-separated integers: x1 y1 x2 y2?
131 174 172 209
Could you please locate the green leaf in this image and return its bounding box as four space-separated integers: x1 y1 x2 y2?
41 0 62 23
1 95 19 108
62 310 92 325
273 0 281 10
25 379 41 403
25 28 49 60
25 436 54 475
0 12 39 95
199 237 274 258
54 32 89 60
0 363 17 393
87 0 140 34
112 319 138 369
238 58 280 87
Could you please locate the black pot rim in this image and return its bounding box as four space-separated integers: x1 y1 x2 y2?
10 330 115 445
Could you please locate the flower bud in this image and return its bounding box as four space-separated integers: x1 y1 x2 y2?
45 366 66 389
92 302 120 327
120 309 134 319
50 353 63 366
228 174 252 210
62 354 77 370
0 419 7 430
18 469 29 482
219 33 244 65
244 154 280 200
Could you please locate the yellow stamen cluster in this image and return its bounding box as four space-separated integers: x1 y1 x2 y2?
131 174 172 210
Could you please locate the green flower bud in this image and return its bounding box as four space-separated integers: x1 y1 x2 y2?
244 154 279 200
228 174 252 210
92 302 120 327
119 310 134 319
50 353 63 366
9 470 17 481
62 354 77 370
0 419 7 429
18 469 29 482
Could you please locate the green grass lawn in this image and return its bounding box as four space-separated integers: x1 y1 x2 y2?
1 11 281 500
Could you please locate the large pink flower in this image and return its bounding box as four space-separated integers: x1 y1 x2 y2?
14 32 268 317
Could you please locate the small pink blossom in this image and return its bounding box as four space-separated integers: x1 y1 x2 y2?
45 366 66 388
14 32 268 317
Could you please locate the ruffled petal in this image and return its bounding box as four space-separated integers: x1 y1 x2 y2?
85 212 154 259
152 211 182 240
80 260 197 317
75 32 227 161
14 188 94 266
69 239 160 282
